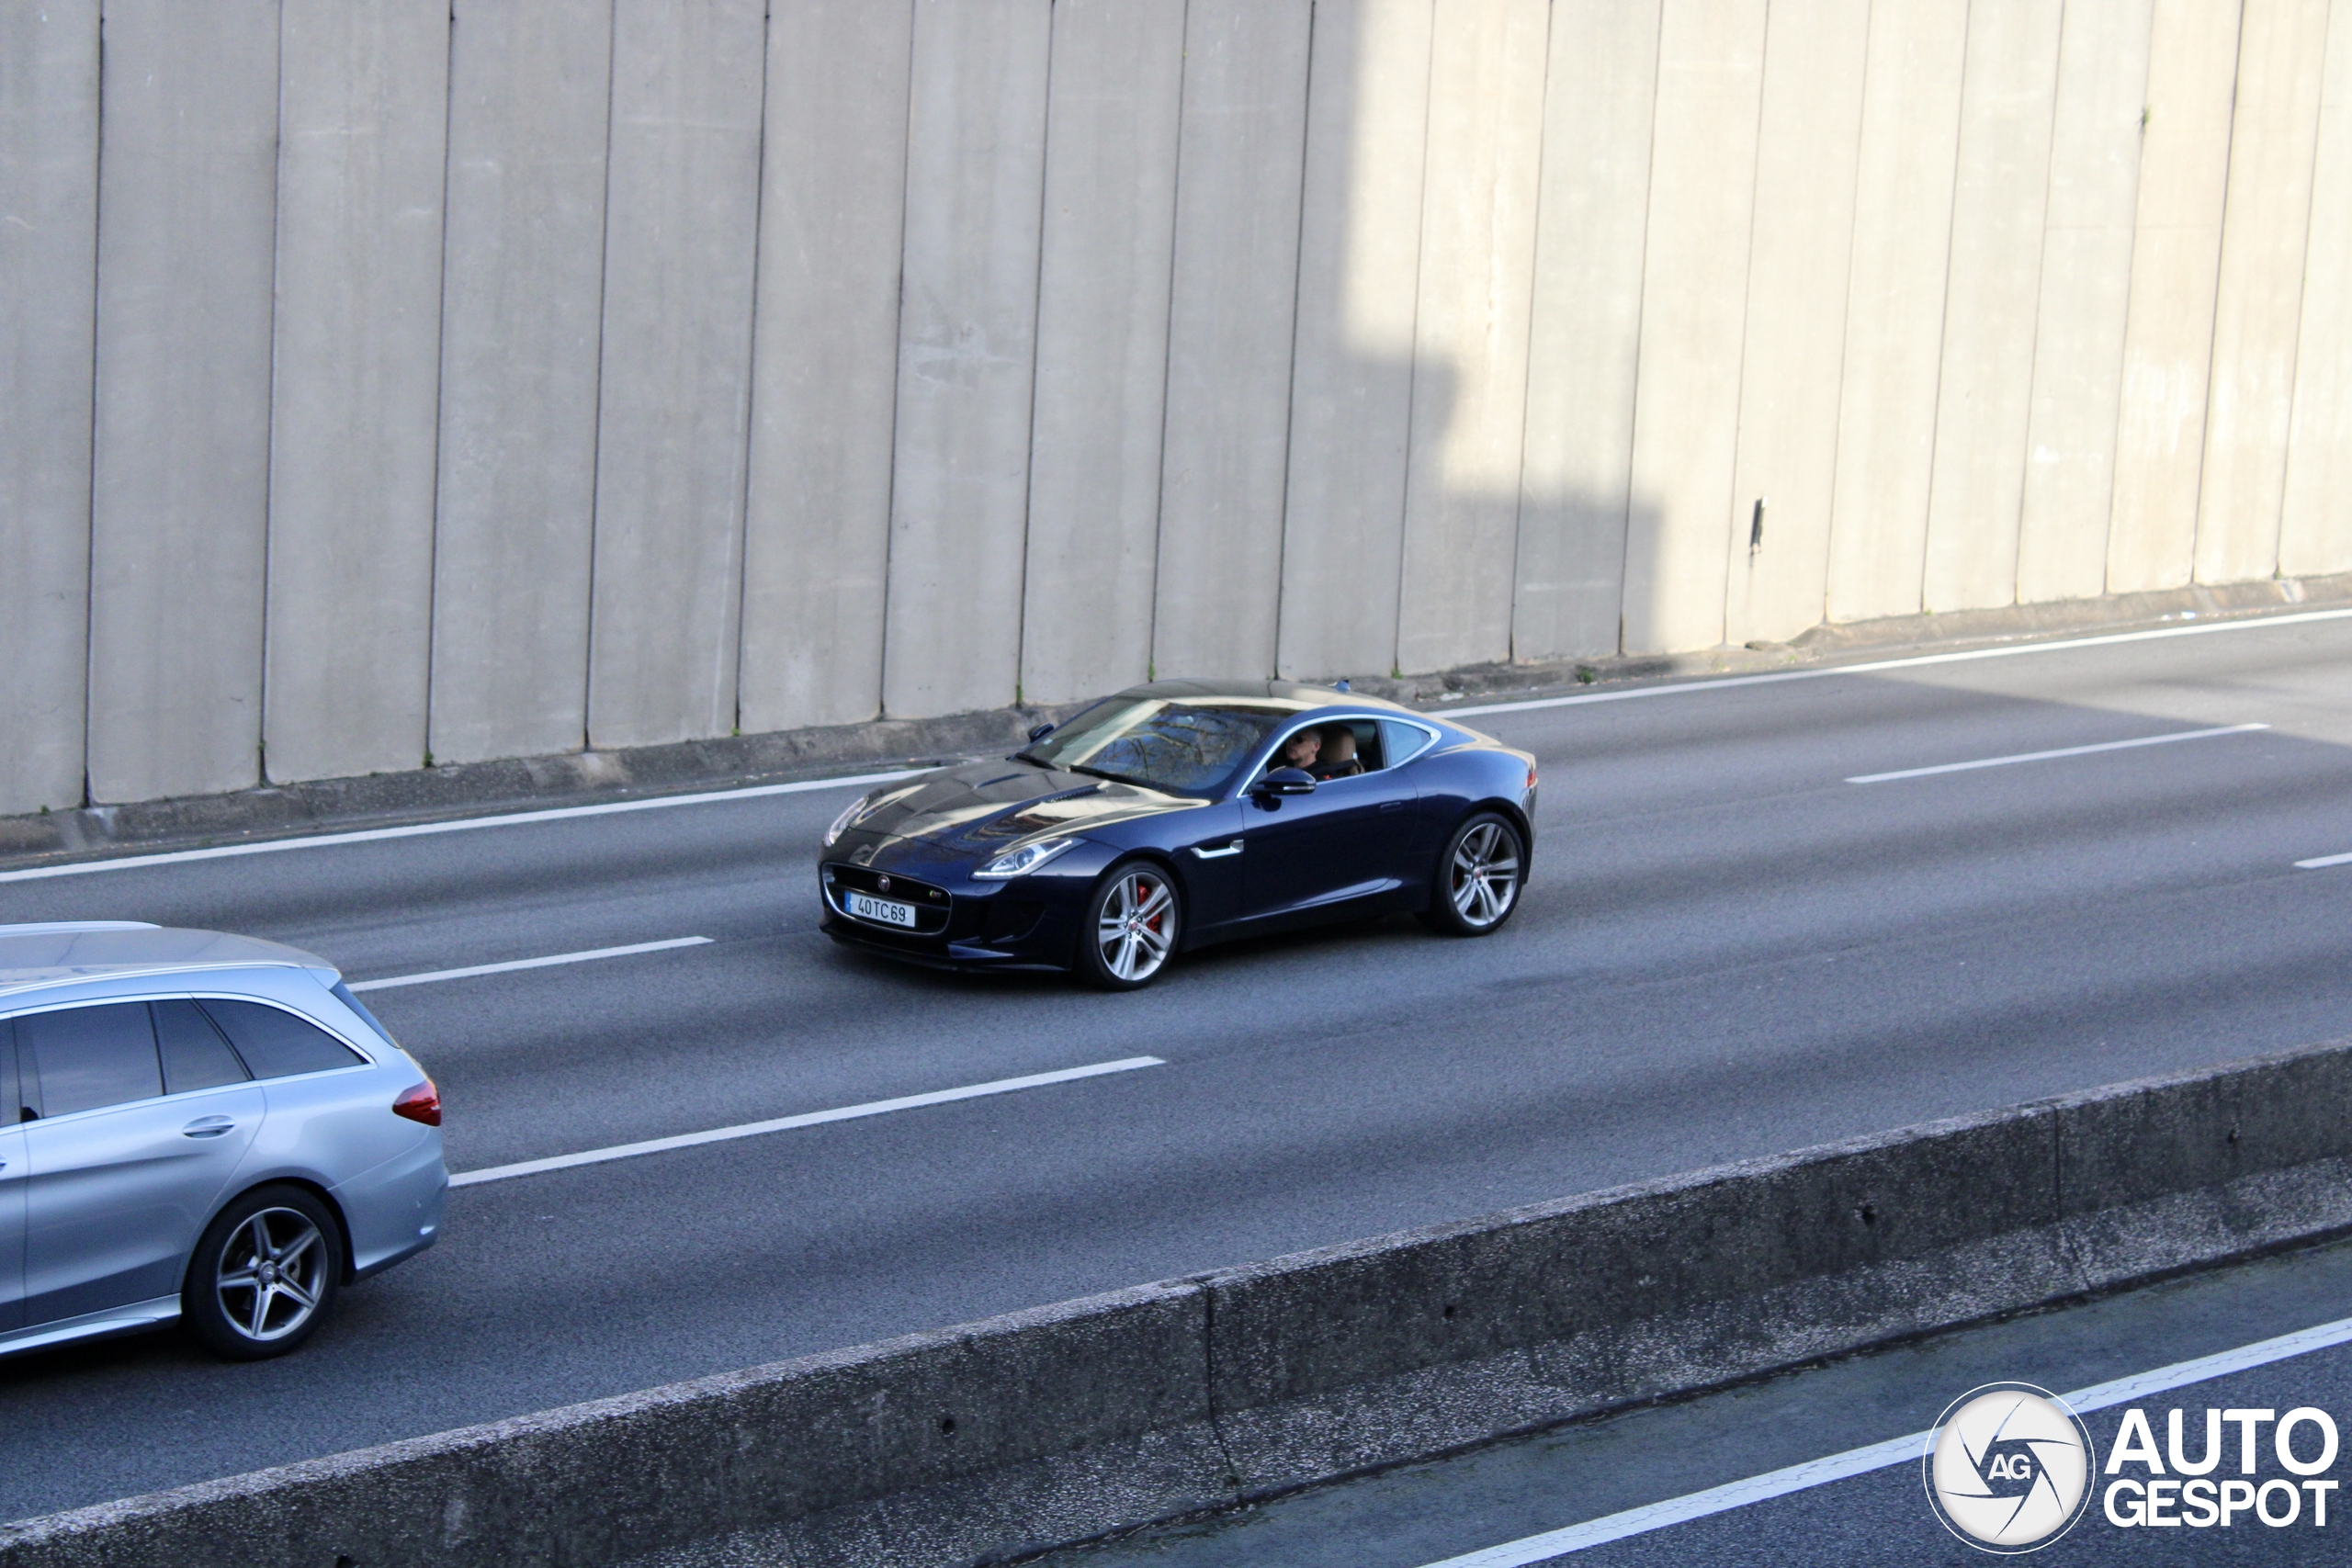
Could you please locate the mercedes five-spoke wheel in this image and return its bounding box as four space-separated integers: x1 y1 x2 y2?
1421 812 1525 936
1080 863 1182 989
185 1185 341 1359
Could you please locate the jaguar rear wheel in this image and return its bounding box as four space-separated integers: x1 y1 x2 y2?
1419 812 1524 936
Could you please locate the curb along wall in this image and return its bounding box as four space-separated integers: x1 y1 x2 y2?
5 1037 2349 1568
6 0 2351 815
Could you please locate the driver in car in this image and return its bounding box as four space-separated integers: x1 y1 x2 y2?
1272 728 1321 774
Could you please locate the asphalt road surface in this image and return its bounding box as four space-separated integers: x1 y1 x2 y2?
1 611 2347 1522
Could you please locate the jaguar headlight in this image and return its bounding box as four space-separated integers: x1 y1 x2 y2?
822 794 872 848
973 837 1080 880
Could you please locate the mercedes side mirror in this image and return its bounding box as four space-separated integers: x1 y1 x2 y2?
1254 767 1317 797
1026 722 1057 742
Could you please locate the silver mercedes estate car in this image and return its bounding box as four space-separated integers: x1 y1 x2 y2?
0 922 446 1360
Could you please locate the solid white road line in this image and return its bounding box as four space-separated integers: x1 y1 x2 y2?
345 936 714 993
1444 606 2352 721
447 1056 1166 1189
0 768 927 885
1413 1312 2352 1566
1415 1430 1928 1567
2297 851 2352 870
1843 722 2268 784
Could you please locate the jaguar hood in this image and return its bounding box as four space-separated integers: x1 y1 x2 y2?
834 758 1204 858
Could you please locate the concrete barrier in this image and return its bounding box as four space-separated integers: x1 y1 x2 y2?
8 1038 2352 1567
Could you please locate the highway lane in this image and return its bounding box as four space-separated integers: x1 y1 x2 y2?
1024 1224 2352 1567
0 613 2347 1520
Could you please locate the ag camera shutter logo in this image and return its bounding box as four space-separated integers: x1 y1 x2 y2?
1923 1382 2097 1552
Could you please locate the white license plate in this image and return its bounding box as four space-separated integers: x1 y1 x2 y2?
846 890 918 928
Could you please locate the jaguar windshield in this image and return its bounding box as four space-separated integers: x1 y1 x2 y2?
1017 700 1292 796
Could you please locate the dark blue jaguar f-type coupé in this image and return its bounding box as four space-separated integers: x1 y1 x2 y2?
817 681 1538 988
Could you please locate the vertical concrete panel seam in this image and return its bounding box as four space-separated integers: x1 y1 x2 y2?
256 0 288 782
1143 0 1204 686
1388 3 1440 677
1496 0 1554 665
1145 0 1195 682
1812 0 1874 631
873 2 922 721
79 3 107 806
1266 0 1314 677
1714 0 1774 644
423 0 461 763
2102 0 2239 596
729 1 776 737
1614 0 1669 655
1509 0 1597 661
1508 0 1554 662
2274 0 2334 578
2007 0 2072 606
1011 3 1059 706
2188 0 2255 578
2087 0 2154 598
1915 0 1976 613
578 0 619 750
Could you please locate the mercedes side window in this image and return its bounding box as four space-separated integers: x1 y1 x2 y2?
197 999 366 1078
16 1002 164 1118
0 1018 18 1122
330 981 401 1049
153 999 254 1095
1379 719 1437 768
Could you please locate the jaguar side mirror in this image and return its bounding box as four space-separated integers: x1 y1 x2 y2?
1026 722 1057 742
1254 767 1317 797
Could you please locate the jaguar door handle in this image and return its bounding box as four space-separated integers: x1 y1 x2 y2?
1380 801 1407 812
1190 839 1244 860
182 1116 236 1138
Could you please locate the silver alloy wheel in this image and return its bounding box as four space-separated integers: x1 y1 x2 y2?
1096 867 1177 983
1449 819 1521 929
215 1207 329 1344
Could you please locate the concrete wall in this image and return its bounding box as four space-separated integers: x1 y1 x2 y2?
1921 0 2063 614
2108 0 2242 594
427 0 614 767
85 0 283 807
1722 0 1868 646
2015 0 2153 606
2196 0 2330 586
584 0 765 750
1277 0 1431 682
5 0 2348 812
1393 0 1546 675
1823 0 1967 625
2283 0 2352 577
264 0 449 784
0 2 98 814
1149 0 1313 683
1018 0 1185 705
1511 0 1657 661
883 0 1051 719
1621 0 1766 654
736 1 912 735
